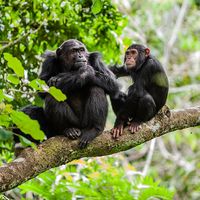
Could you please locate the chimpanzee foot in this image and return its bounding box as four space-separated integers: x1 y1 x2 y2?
129 122 142 133
79 134 91 149
111 124 124 139
64 128 81 139
78 131 97 149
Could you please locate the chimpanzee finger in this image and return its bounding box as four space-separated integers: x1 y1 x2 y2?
69 132 76 139
71 128 80 138
115 129 120 138
119 127 123 135
112 129 117 139
137 125 142 132
75 129 82 137
79 139 88 149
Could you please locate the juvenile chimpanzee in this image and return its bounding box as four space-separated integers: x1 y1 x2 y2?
18 39 120 148
110 44 169 139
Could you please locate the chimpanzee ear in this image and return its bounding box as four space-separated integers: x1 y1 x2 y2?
56 47 62 57
145 48 150 56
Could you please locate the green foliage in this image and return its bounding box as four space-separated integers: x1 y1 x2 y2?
92 0 103 14
0 128 13 141
29 78 47 91
0 0 126 108
7 74 20 85
19 158 174 199
48 86 67 102
10 110 45 141
4 53 24 77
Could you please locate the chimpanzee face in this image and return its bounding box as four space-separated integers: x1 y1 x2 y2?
124 45 150 70
56 39 89 71
125 48 138 69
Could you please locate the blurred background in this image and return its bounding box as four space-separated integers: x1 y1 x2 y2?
0 0 200 199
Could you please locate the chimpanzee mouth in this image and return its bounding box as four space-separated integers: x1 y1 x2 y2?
76 61 86 63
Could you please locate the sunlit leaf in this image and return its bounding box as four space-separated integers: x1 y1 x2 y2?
7 74 20 85
19 135 37 148
0 114 11 127
0 90 4 102
10 110 45 141
48 86 67 101
3 93 14 102
91 0 103 14
29 78 47 91
4 53 24 77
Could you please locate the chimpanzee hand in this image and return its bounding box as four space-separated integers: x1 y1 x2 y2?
79 65 95 79
48 73 66 87
128 121 142 133
78 130 97 149
64 128 81 139
111 91 127 101
111 123 124 139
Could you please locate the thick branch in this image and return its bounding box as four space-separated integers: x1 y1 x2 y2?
1 106 200 192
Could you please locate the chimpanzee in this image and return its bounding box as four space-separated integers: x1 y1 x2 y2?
17 39 120 148
110 44 169 139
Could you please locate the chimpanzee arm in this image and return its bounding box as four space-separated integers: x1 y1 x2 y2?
110 91 127 115
90 71 120 98
114 92 140 126
109 65 129 78
47 65 95 94
88 52 121 97
38 51 61 98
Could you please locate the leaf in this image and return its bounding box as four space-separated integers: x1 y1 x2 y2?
3 93 14 102
0 114 11 127
138 186 174 200
0 127 13 141
4 53 24 77
7 74 20 85
0 90 4 102
48 86 67 101
19 135 37 148
10 110 45 141
91 0 103 14
29 78 47 91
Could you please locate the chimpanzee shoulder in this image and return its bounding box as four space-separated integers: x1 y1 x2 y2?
39 51 60 83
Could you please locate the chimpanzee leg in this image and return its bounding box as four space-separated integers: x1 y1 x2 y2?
79 86 108 148
128 94 156 133
44 95 81 139
13 105 49 143
110 91 127 115
135 93 157 122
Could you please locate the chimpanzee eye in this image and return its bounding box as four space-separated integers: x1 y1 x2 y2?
80 48 85 52
131 50 137 55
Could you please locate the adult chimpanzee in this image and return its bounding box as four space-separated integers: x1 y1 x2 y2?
19 39 120 148
110 44 169 139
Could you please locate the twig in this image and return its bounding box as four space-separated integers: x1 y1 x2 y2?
163 0 190 68
157 138 194 172
0 22 45 52
142 139 156 176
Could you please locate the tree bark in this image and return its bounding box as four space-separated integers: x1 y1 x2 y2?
0 106 200 192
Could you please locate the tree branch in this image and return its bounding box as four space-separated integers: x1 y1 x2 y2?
0 106 200 192
0 22 45 52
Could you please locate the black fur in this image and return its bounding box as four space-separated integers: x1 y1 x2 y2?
110 44 169 128
16 39 120 148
